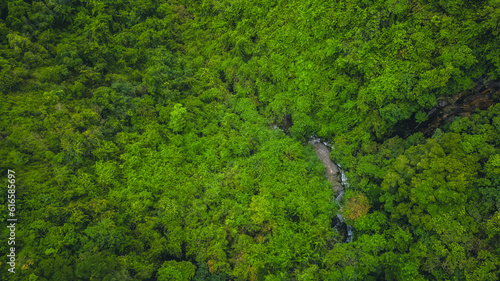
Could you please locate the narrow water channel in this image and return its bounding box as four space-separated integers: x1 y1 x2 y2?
309 137 353 243
269 125 354 242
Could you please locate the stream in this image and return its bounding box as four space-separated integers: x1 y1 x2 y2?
309 137 353 243
271 124 354 242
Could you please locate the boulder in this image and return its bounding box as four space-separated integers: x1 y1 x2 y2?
310 140 343 195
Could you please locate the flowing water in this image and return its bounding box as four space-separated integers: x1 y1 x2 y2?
309 136 353 243
270 127 354 242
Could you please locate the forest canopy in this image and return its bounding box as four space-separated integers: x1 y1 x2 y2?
1 0 500 280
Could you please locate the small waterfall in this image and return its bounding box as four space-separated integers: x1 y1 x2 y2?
310 136 321 143
335 167 349 202
340 169 348 187
335 190 345 202
346 226 353 242
272 124 284 132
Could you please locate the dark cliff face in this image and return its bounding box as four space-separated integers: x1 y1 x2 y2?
393 78 500 139
310 140 343 195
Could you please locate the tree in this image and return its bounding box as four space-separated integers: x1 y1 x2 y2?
157 261 196 281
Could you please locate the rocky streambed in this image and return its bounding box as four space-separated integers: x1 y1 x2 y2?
310 139 343 195
309 137 353 242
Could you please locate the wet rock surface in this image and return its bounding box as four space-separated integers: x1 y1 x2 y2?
309 137 352 242
309 140 343 195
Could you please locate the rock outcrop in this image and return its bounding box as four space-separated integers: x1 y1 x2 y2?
393 78 500 138
310 140 343 195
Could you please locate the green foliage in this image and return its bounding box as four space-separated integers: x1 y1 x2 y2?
168 103 187 133
415 111 428 123
2 0 500 280
157 261 196 281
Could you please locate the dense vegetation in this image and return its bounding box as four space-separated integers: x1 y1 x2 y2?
1 0 500 280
